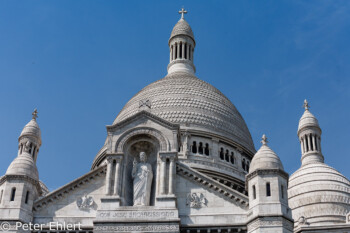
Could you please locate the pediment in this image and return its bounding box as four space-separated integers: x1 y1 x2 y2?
106 110 179 132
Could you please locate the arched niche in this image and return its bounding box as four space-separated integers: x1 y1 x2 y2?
121 134 160 206
115 127 169 153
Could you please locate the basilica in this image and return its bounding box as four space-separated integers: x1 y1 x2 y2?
0 9 349 233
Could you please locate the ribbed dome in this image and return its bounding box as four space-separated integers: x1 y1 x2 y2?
20 119 41 143
113 72 255 153
170 18 195 42
298 109 320 132
6 153 39 180
288 163 350 226
250 144 284 173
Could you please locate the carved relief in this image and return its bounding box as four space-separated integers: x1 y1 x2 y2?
186 193 207 208
76 194 94 210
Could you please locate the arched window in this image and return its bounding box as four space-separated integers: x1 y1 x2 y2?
198 142 203 154
246 161 250 172
20 144 23 154
184 43 187 59
28 143 32 154
305 135 309 152
204 143 209 156
266 182 271 197
192 141 197 154
281 185 285 199
252 185 256 199
220 148 224 160
25 191 30 204
230 152 235 164
189 45 192 60
225 150 229 162
242 158 246 171
10 188 16 202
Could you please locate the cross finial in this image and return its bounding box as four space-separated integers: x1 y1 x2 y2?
179 7 187 19
32 109 38 120
303 99 310 111
261 134 268 145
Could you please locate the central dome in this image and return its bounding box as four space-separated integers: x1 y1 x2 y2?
113 72 255 153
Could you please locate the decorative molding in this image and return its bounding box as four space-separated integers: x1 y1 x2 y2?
94 224 179 232
176 162 249 208
246 169 289 181
248 216 293 232
33 165 106 211
0 174 42 195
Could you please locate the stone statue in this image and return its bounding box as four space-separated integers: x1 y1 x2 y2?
132 152 153 206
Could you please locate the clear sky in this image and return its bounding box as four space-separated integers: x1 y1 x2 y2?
0 1 349 191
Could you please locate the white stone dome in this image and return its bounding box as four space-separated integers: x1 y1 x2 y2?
288 162 350 226
169 18 195 43
6 153 39 180
20 119 41 144
298 109 320 132
113 72 255 153
249 144 284 173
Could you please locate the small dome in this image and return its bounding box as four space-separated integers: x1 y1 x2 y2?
298 110 319 132
298 100 320 133
170 18 195 43
288 163 350 226
6 154 39 180
249 135 284 173
20 119 41 143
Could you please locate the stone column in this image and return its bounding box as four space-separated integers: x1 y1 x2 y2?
168 157 175 195
105 157 113 195
302 137 307 153
312 134 316 151
306 134 311 152
173 131 178 152
159 156 167 195
318 137 322 152
300 139 304 154
113 157 122 196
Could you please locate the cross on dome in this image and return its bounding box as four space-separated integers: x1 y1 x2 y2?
179 7 187 19
303 99 310 111
261 134 268 145
32 108 38 120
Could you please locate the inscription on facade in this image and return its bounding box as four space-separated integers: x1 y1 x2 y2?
97 210 176 219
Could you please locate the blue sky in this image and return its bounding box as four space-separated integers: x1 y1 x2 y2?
0 1 349 191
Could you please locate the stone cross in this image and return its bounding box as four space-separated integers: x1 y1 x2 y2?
32 109 38 120
179 7 187 19
303 99 310 111
261 134 268 145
